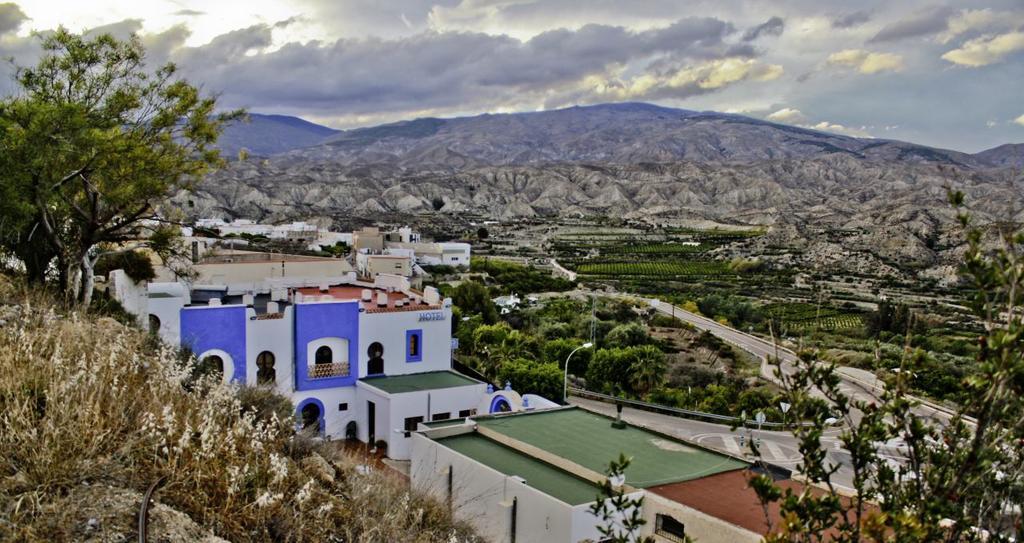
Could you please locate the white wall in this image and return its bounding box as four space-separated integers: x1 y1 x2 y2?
147 292 186 345
244 306 295 395
355 385 391 446
107 270 148 328
440 243 471 267
569 496 644 543
358 308 452 378
371 383 487 460
411 432 577 543
641 492 760 543
293 388 358 440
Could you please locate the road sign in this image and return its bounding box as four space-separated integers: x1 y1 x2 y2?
755 411 766 425
780 402 791 414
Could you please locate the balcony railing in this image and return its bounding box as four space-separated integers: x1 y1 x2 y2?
310 362 349 379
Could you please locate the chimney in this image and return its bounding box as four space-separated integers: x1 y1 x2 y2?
376 292 388 307
266 301 279 313
242 294 254 306
361 289 372 302
208 298 221 307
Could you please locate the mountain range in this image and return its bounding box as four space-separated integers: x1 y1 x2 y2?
184 103 1024 279
219 103 1018 168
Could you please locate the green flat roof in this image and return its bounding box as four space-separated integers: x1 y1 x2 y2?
438 433 599 505
360 370 480 394
476 408 747 488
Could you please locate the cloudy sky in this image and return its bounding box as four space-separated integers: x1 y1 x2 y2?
1 0 1023 152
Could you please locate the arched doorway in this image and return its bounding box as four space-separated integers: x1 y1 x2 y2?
148 314 161 336
202 355 224 379
300 402 322 434
256 351 276 385
489 395 512 414
367 342 384 375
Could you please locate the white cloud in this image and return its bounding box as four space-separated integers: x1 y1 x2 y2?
938 9 1024 44
809 121 871 138
942 31 1024 67
1014 114 1024 127
827 49 904 74
939 9 997 43
766 107 807 124
580 57 783 102
761 107 871 137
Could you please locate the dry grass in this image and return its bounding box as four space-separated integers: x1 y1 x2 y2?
0 282 481 542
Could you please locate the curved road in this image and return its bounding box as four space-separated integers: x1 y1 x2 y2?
632 295 958 426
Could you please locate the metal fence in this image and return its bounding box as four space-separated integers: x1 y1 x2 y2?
568 387 816 429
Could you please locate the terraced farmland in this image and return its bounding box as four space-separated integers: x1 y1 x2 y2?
763 302 865 332
573 261 733 276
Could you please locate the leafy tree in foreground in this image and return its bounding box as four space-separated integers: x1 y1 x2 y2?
753 191 1023 542
0 28 241 304
589 454 657 543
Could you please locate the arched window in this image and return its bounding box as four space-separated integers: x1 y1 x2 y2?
300 402 321 433
256 351 276 385
367 342 384 375
148 314 161 336
202 355 224 378
315 346 332 365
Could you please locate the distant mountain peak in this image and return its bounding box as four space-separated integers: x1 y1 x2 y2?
215 113 339 157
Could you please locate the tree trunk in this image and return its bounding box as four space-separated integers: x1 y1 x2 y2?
78 252 96 307
65 259 81 304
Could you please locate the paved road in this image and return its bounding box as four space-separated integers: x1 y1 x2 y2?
622 295 957 426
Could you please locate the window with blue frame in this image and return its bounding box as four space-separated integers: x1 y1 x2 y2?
406 329 423 362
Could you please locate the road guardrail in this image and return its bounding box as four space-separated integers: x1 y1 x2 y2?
568 387 817 429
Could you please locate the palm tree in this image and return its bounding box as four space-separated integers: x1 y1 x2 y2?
629 346 666 396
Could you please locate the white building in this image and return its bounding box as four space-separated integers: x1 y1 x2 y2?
413 407 790 543
132 273 522 460
195 218 352 251
353 226 471 271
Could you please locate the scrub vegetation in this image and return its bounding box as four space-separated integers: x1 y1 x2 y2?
0 281 480 542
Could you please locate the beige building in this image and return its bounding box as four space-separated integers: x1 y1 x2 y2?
155 249 353 285
353 227 385 252
355 250 413 278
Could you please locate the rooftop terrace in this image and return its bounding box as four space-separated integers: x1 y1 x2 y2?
437 433 600 505
360 370 480 394
475 408 747 488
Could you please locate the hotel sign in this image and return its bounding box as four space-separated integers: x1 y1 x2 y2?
418 311 446 322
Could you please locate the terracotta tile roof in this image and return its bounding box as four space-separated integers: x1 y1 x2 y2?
648 469 859 537
293 285 440 313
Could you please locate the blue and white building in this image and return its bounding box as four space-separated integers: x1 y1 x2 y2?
139 272 520 460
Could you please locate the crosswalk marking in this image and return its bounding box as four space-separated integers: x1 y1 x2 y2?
721 435 742 454
763 440 785 460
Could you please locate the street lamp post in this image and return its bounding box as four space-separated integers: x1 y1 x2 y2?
562 342 594 403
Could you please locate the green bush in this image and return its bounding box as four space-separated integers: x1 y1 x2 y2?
497 359 564 402
603 322 650 349
452 280 499 324
470 258 575 295
94 250 156 282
